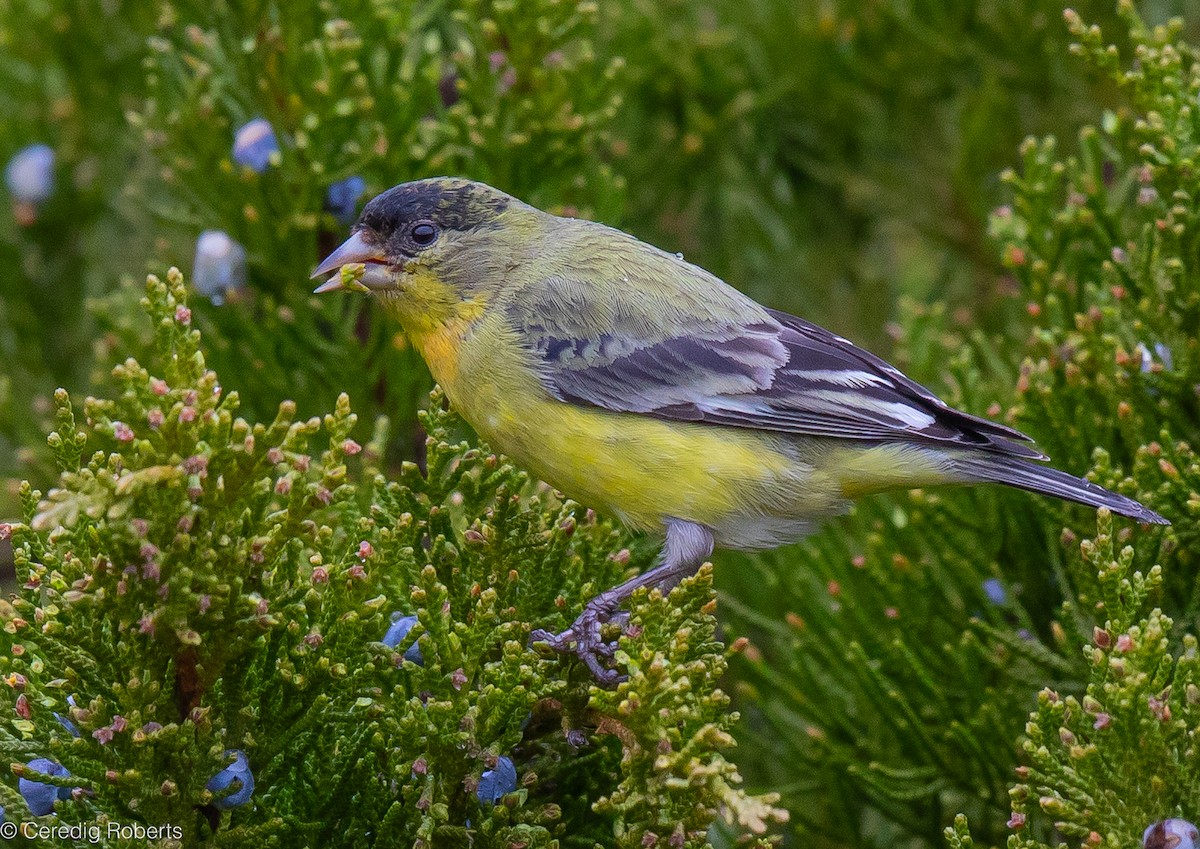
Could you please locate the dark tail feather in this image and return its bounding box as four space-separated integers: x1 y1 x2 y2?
953 455 1169 525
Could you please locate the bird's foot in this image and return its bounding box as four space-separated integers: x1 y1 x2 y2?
531 602 629 687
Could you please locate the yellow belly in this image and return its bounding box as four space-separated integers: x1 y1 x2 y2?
469 388 819 529
410 316 951 549
414 322 824 545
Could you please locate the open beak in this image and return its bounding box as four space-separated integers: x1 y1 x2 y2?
310 232 392 293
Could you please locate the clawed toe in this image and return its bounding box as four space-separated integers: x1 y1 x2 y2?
529 626 572 652
530 604 628 686
580 651 625 686
529 521 712 687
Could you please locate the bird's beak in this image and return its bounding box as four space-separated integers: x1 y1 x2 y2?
310 232 393 294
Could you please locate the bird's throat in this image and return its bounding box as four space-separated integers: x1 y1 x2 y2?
406 321 471 388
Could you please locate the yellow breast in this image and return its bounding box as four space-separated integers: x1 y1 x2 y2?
406 313 847 547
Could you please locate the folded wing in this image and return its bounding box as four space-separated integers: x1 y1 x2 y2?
513 275 1041 458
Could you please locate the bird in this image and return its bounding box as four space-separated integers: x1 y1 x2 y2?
312 177 1169 684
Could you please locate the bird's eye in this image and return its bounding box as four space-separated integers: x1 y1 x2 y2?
411 222 438 246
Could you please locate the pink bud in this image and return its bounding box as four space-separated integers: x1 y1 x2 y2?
311 567 329 584
113 421 135 442
1149 696 1171 722
342 439 362 455
357 540 374 560
150 378 169 396
147 408 164 428
183 455 208 475
175 305 192 324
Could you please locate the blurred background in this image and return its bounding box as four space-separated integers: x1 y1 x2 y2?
2 1 1197 846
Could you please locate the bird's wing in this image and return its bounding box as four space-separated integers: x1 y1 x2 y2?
507 262 1042 458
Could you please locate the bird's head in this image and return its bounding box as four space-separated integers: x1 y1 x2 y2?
312 177 535 329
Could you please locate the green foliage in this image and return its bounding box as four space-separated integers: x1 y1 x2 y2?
0 1 158 498
945 512 1199 849
0 0 628 515
603 0 1143 343
3 0 1189 511
4 2 1200 848
721 4 1200 848
127 0 626 431
996 514 1197 848
0 271 773 846
989 4 1200 525
950 5 1200 846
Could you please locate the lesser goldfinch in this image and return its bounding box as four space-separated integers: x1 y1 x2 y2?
313 177 1168 683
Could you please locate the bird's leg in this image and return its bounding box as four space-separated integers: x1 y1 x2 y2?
531 519 714 686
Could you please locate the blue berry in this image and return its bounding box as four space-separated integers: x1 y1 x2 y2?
192 230 248 305
206 750 255 810
53 712 80 738
1145 819 1199 849
982 578 1007 605
326 176 366 225
383 613 424 665
232 118 279 172
19 758 72 816
5 143 55 205
54 695 81 738
477 756 517 805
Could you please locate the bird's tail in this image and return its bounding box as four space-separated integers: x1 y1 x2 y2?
951 454 1169 525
